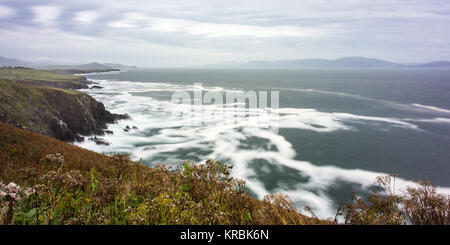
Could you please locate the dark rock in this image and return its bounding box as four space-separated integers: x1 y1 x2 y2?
90 85 103 89
126 125 131 129
105 130 113 134
115 113 131 120
132 126 139 129
75 135 85 142
88 136 110 146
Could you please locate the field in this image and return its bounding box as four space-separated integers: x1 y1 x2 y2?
0 67 88 88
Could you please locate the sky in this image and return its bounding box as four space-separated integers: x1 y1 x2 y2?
0 0 449 67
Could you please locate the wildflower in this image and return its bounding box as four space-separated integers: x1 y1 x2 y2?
24 187 36 197
0 190 6 197
9 192 21 201
5 182 20 194
45 153 65 164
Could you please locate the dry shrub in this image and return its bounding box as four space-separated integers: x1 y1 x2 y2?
402 180 450 225
337 175 450 225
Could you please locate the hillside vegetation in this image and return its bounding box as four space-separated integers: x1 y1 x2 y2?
1 122 449 225
0 67 89 89
0 122 324 225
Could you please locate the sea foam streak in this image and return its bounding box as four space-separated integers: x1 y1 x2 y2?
77 79 450 219
412 103 450 114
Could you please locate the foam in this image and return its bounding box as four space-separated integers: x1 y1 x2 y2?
412 103 450 114
404 117 450 124
75 78 450 220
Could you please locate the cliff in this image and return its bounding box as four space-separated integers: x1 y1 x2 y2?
0 68 128 142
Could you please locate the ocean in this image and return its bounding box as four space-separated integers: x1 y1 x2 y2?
76 68 450 219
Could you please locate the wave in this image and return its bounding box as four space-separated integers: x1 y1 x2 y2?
412 103 450 114
76 79 450 219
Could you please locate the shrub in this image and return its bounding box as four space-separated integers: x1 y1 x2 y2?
337 175 450 225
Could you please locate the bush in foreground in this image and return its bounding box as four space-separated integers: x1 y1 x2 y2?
0 153 323 225
337 175 450 225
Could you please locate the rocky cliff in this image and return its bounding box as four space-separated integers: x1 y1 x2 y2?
0 69 129 142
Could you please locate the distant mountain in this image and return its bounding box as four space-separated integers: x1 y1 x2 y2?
39 62 114 70
0 57 33 67
413 61 450 68
242 57 405 69
0 57 131 71
204 57 450 69
38 62 120 74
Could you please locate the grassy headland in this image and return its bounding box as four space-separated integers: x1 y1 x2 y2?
0 67 89 89
0 67 127 142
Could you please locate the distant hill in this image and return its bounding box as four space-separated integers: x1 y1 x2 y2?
39 62 116 70
243 57 405 69
204 57 450 69
413 61 450 68
38 62 120 74
0 57 139 73
0 57 33 67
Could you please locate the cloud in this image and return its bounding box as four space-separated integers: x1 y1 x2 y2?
145 17 328 38
0 5 15 19
31 5 62 24
0 0 449 65
107 13 329 38
74 11 100 23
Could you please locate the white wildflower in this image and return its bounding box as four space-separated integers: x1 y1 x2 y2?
5 182 20 193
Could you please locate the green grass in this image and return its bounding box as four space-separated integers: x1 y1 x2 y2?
0 80 86 133
0 67 86 86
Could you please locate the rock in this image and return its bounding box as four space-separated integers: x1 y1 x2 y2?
132 126 139 129
114 113 131 120
126 125 131 129
105 130 113 134
90 85 104 89
75 135 85 142
88 136 110 146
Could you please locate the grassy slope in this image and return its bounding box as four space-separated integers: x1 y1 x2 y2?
0 68 88 88
0 80 83 132
0 122 326 225
0 68 120 141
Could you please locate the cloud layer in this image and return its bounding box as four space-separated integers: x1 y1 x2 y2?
0 0 449 66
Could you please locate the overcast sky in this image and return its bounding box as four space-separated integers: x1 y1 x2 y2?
0 0 449 67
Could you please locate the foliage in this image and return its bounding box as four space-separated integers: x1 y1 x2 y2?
337 175 450 225
0 122 323 225
2 122 449 225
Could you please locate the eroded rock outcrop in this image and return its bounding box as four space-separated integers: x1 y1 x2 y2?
0 80 129 142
